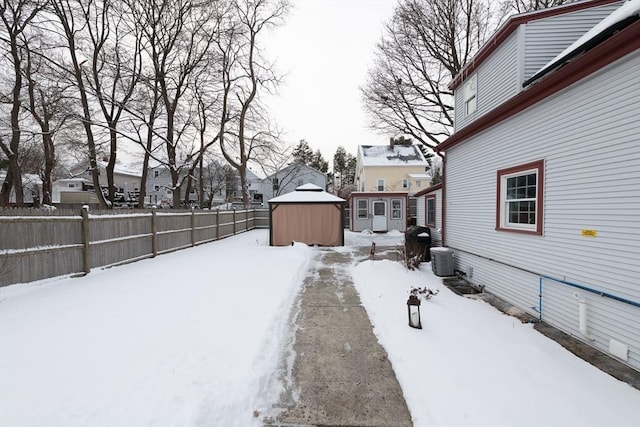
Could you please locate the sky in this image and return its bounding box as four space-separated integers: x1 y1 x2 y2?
2 229 639 426
263 0 399 165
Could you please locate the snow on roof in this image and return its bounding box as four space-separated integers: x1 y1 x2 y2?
359 144 428 166
528 0 640 84
269 185 344 203
408 173 432 179
296 183 323 192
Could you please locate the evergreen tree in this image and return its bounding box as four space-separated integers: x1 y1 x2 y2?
292 140 314 164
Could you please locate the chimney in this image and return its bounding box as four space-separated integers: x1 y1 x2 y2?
390 137 394 149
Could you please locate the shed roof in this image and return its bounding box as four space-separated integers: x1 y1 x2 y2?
269 184 345 203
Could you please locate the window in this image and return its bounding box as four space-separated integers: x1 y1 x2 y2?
272 178 279 191
391 199 402 219
496 160 544 235
154 170 160 178
416 180 421 188
402 179 409 189
357 199 368 219
426 195 436 227
297 179 303 186
68 183 76 188
464 74 477 116
154 185 160 191
377 179 385 191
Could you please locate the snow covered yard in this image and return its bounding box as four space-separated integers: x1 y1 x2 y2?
351 253 640 426
1 228 639 427
0 230 311 427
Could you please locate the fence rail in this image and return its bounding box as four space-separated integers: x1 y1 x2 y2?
0 208 270 287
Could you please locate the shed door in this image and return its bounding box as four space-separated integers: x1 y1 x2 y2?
372 201 387 232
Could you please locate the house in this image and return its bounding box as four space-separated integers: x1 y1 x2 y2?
414 183 443 247
261 163 327 203
436 0 640 371
67 160 142 204
350 140 431 232
0 171 43 206
355 140 431 193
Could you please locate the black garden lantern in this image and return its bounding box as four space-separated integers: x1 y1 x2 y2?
407 295 422 329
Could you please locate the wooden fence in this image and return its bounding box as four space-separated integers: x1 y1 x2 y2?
0 208 270 287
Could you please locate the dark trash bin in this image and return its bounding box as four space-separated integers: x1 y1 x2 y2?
405 226 432 262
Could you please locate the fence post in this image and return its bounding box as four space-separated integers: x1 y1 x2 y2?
81 206 91 274
191 206 195 246
216 209 220 240
151 206 158 257
233 209 236 235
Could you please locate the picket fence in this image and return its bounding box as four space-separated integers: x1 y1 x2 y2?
0 207 270 287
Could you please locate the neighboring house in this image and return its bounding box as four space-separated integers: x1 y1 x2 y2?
415 183 443 247
146 165 199 207
350 140 431 232
52 178 98 204
0 171 43 206
261 163 327 203
355 140 431 193
436 0 640 371
68 160 142 203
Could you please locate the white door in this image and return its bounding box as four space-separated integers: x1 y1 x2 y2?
372 201 387 232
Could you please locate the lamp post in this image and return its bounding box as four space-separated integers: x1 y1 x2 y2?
407 295 422 329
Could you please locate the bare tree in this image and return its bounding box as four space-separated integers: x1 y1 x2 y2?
130 0 219 209
362 0 574 149
216 0 290 207
49 0 110 207
502 0 572 14
78 0 144 205
361 0 496 149
0 0 47 206
23 41 74 205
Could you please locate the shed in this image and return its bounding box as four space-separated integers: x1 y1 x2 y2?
268 183 345 246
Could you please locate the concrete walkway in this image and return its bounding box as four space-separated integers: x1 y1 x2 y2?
270 248 413 427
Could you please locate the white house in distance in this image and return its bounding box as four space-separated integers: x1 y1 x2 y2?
436 0 640 372
260 163 327 203
350 140 430 232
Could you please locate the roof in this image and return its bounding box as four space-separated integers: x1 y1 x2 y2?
526 0 640 84
358 144 428 167
449 0 622 90
437 2 640 153
269 184 345 203
414 183 443 197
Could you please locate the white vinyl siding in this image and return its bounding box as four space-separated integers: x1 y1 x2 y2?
523 2 623 80
445 51 640 370
455 32 520 131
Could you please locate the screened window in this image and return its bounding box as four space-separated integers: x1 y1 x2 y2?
464 74 477 116
272 178 279 191
426 195 436 227
377 179 385 191
402 179 409 189
497 160 544 235
357 199 368 219
154 170 160 178
391 199 402 219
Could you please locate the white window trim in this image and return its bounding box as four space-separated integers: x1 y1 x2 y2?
464 74 477 116
377 179 385 192
391 199 402 219
496 160 544 235
357 199 368 219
